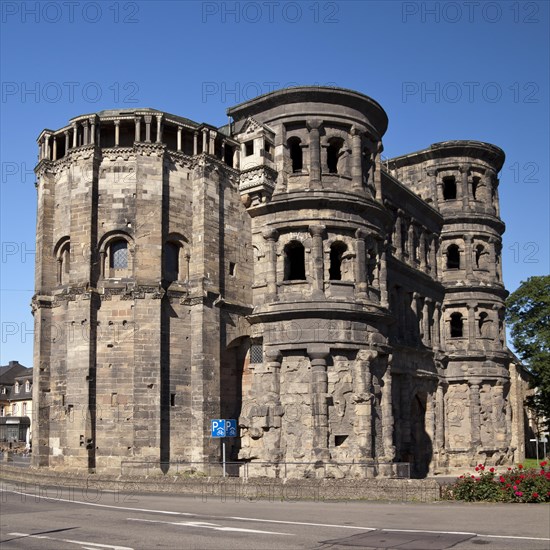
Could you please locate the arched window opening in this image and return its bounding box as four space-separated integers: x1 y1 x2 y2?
110 240 128 270
284 241 306 281
472 176 480 200
447 244 460 269
164 242 180 282
478 312 489 337
224 145 234 167
450 312 464 338
57 239 71 285
443 176 457 200
288 137 303 173
327 138 344 174
329 241 348 280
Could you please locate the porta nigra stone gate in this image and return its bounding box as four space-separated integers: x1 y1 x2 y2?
32 87 529 478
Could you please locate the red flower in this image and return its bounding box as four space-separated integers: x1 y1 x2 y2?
489 467 495 473
459 475 464 479
475 466 479 471
499 476 505 483
513 485 518 490
518 464 523 469
515 491 523 497
540 461 547 467
532 492 539 498
507 467 512 471
520 474 525 480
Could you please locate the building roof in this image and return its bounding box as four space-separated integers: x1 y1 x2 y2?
0 362 32 402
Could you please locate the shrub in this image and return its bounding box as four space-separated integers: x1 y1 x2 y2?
443 461 550 503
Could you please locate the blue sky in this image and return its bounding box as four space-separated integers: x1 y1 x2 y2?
1 0 548 367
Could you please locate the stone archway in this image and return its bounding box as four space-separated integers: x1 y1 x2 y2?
410 393 433 478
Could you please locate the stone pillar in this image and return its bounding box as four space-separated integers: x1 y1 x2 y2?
433 302 441 349
395 212 404 261
381 358 396 463
209 130 216 155
352 350 376 459
82 120 89 146
430 235 438 277
155 115 162 143
354 229 368 298
220 139 225 161
193 131 198 155
379 242 389 307
467 302 477 351
419 230 427 271
436 179 444 204
423 299 431 345
144 115 152 143
202 129 208 154
114 120 120 147
469 381 482 449
464 235 473 278
509 363 525 462
233 147 240 169
374 141 383 200
407 223 415 262
90 118 96 145
262 229 279 302
426 389 436 451
428 169 438 205
177 127 182 152
52 136 57 161
134 116 141 142
263 348 283 463
64 131 70 152
492 381 506 448
435 383 445 453
307 120 321 184
309 347 330 462
460 164 470 209
72 124 78 148
410 292 419 342
309 224 325 298
350 126 362 189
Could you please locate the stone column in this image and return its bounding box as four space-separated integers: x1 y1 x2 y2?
90 118 96 145
82 120 89 145
492 381 506 448
433 302 441 349
395 212 404 261
435 383 446 453
72 124 78 148
379 241 389 307
464 235 473 278
350 126 363 189
64 130 70 152
423 299 431 346
381 358 396 463
193 131 198 155
460 164 470 209
134 116 141 142
264 348 283 463
352 350 376 459
144 115 152 142
209 130 216 155
430 235 438 277
419 230 427 271
307 120 321 184
467 302 477 350
374 141 383 200
354 229 368 298
309 224 326 298
426 389 436 451
155 115 162 143
177 127 182 152
436 176 444 203
262 229 279 302
220 139 225 161
114 120 120 147
428 169 438 205
469 380 482 449
309 347 330 462
233 147 240 169
407 223 415 262
202 129 208 154
410 292 419 342
52 136 57 161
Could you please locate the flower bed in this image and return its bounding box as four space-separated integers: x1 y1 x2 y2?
443 461 550 502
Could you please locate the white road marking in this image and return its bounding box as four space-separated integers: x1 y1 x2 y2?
3 488 549 543
229 516 376 531
8 532 133 550
127 517 292 536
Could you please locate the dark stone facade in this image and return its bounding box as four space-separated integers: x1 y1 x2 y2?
32 87 528 477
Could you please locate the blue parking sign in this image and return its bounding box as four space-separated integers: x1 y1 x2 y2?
225 419 237 437
211 419 225 438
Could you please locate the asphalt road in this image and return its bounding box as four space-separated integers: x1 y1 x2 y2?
0 481 549 549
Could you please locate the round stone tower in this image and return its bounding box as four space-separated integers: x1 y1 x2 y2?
228 87 397 476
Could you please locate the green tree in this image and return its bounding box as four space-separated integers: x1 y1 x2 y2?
506 275 550 430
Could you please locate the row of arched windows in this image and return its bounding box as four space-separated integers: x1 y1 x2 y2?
54 236 188 284
287 136 349 175
444 242 493 271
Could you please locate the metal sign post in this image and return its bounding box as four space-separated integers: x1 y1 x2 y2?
211 419 237 478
